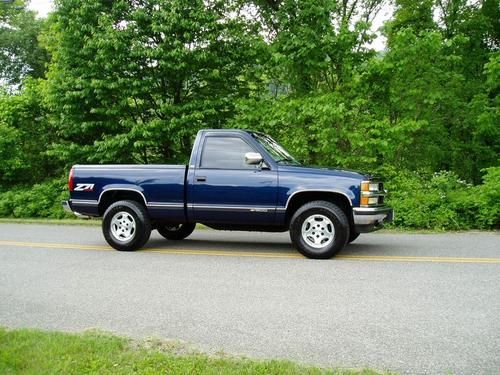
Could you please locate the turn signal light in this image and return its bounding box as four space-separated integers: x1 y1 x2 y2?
361 196 380 206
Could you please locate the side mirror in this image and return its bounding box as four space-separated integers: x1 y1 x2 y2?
244 152 263 165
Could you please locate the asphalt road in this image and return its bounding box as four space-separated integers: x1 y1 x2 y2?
0 223 499 374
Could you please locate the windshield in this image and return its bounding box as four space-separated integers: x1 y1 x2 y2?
250 132 301 166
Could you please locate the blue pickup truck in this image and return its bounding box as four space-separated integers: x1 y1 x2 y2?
63 129 393 259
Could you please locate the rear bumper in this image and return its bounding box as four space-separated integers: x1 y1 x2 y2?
62 200 90 218
62 200 72 213
353 206 393 233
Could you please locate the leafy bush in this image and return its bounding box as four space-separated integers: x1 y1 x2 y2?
0 178 71 219
386 168 499 230
470 167 500 228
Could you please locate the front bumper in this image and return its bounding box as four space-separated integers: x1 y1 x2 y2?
353 206 393 233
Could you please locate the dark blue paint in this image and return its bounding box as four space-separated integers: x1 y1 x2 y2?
277 165 366 207
188 169 278 224
69 130 368 225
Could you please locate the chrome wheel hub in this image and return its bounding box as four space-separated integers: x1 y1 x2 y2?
110 211 136 242
301 214 335 249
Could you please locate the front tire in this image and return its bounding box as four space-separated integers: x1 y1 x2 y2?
102 200 151 251
289 201 350 259
157 223 196 240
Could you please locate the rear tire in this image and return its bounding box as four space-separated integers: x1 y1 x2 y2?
289 200 350 259
102 200 151 251
157 223 196 240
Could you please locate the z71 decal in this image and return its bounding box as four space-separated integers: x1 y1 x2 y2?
74 183 95 192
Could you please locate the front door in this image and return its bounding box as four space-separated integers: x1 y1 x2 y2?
190 135 278 225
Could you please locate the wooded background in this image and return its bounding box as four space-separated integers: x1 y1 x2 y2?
0 0 498 229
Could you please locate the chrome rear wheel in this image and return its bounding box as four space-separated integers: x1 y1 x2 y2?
110 211 136 242
102 200 151 251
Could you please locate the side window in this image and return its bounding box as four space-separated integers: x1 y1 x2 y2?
200 137 257 169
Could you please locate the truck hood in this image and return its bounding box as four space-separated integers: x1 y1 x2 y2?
278 165 370 180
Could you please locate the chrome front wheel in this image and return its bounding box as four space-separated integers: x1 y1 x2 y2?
289 201 349 259
301 214 335 249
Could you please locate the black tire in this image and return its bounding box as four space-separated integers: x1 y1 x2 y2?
102 200 151 251
157 223 196 240
289 200 350 259
348 231 360 244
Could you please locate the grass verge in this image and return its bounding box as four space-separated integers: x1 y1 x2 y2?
0 217 102 226
0 218 211 230
0 327 385 375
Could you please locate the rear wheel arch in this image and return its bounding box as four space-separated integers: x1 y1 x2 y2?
98 189 147 216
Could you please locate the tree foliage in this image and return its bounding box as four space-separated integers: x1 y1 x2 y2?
0 0 50 87
0 78 56 185
0 0 498 228
45 0 266 164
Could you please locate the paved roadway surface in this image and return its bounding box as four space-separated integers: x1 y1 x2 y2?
0 223 499 374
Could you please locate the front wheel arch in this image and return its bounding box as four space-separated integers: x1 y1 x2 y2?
285 191 353 226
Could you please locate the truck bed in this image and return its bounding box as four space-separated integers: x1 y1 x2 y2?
69 164 187 220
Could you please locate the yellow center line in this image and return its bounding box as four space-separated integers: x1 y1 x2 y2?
0 240 499 263
0 240 300 258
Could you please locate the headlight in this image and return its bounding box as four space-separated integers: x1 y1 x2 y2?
361 181 381 192
360 180 385 206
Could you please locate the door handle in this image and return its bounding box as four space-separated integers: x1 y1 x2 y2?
196 176 207 182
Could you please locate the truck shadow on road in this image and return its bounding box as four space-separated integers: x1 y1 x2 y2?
145 237 294 253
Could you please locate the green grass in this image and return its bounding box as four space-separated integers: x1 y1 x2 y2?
0 327 386 375
0 217 102 226
0 218 214 230
376 226 499 234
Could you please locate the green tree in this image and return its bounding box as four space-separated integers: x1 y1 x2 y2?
0 0 50 87
434 0 499 181
251 0 385 93
387 0 436 39
0 78 57 187
45 0 266 165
